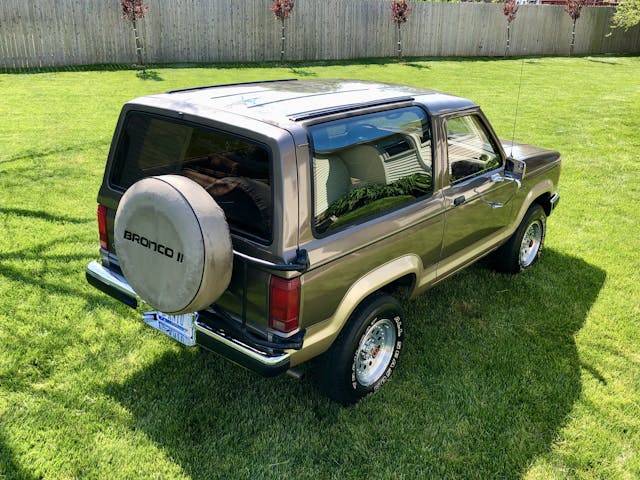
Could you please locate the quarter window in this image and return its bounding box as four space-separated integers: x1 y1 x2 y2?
308 107 433 234
446 115 501 183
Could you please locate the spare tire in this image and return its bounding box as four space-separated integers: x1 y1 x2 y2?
114 175 233 314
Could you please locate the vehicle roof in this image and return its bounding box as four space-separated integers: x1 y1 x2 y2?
135 79 477 127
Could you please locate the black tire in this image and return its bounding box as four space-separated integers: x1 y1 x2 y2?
493 203 546 274
318 293 404 405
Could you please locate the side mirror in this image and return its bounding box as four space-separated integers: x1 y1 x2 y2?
505 157 526 187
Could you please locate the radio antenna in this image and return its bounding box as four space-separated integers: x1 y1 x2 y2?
510 58 525 158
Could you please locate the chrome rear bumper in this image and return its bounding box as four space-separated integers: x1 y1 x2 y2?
85 260 290 376
195 319 290 377
86 260 138 308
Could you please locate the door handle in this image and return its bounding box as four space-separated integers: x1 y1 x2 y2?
453 195 465 207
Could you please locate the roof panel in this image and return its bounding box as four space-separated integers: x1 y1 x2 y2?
146 79 476 124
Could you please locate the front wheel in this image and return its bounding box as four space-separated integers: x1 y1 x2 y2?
318 293 404 405
493 203 546 274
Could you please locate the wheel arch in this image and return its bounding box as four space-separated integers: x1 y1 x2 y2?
513 179 554 227
289 254 420 366
533 191 554 216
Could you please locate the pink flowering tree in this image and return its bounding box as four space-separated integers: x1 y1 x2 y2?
271 0 295 62
502 0 519 56
390 0 411 59
565 0 587 55
121 0 149 66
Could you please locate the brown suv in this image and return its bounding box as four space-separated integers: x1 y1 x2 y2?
86 79 560 404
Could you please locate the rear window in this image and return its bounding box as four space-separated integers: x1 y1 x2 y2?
111 112 272 243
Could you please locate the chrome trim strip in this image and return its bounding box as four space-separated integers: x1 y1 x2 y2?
288 96 415 121
232 249 307 272
98 249 305 273
86 260 138 299
195 321 290 368
550 192 560 210
233 249 280 267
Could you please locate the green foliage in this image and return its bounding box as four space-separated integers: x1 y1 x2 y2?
326 173 432 218
611 0 640 30
330 195 414 228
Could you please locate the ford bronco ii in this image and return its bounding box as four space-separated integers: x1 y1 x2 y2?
86 79 560 404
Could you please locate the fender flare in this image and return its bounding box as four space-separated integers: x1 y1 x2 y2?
510 179 555 235
289 254 423 366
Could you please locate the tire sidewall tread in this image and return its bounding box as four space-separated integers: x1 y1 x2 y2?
318 293 404 405
494 203 547 274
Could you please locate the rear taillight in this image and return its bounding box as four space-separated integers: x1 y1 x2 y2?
97 204 109 250
269 276 301 334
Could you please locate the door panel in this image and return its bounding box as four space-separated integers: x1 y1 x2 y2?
440 175 514 270
438 112 514 277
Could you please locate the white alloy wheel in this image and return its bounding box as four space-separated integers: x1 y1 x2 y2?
354 318 398 387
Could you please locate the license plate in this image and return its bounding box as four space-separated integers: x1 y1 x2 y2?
142 311 197 346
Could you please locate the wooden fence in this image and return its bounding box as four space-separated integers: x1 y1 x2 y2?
1 0 638 69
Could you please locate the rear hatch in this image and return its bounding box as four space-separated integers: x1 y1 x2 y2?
98 108 281 334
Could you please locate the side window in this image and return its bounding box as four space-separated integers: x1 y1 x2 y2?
446 115 501 183
308 106 433 234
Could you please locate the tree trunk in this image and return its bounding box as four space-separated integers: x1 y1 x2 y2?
132 17 144 66
570 19 576 56
281 18 286 63
397 24 402 59
505 22 511 57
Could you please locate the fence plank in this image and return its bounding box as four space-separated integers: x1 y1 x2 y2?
0 0 638 69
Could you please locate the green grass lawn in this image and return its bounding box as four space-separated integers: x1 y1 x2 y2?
0 56 639 479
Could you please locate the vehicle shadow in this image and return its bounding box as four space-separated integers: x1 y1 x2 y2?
0 430 37 480
105 249 605 479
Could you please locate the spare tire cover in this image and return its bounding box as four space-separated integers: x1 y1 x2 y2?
114 174 233 314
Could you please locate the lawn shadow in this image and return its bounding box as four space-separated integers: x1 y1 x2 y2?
0 430 37 480
288 67 317 77
587 58 620 65
0 234 123 309
135 69 164 81
1 54 637 76
0 207 91 224
0 140 109 166
106 249 605 479
405 62 431 70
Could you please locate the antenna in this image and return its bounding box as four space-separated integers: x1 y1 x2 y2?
510 58 525 158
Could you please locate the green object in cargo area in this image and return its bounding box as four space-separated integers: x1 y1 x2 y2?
325 173 432 220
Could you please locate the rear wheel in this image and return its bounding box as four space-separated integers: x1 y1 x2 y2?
493 203 546 274
318 293 404 405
